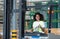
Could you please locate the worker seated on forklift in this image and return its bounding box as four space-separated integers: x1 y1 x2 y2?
32 12 46 34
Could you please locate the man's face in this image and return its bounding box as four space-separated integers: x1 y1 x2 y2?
36 15 40 21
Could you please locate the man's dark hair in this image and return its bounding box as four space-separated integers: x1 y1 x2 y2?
34 12 44 21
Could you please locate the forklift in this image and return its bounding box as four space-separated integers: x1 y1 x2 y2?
3 0 60 39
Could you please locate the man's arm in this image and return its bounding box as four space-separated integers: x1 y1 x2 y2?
40 26 45 32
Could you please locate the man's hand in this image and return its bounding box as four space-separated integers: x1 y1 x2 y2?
38 24 45 32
